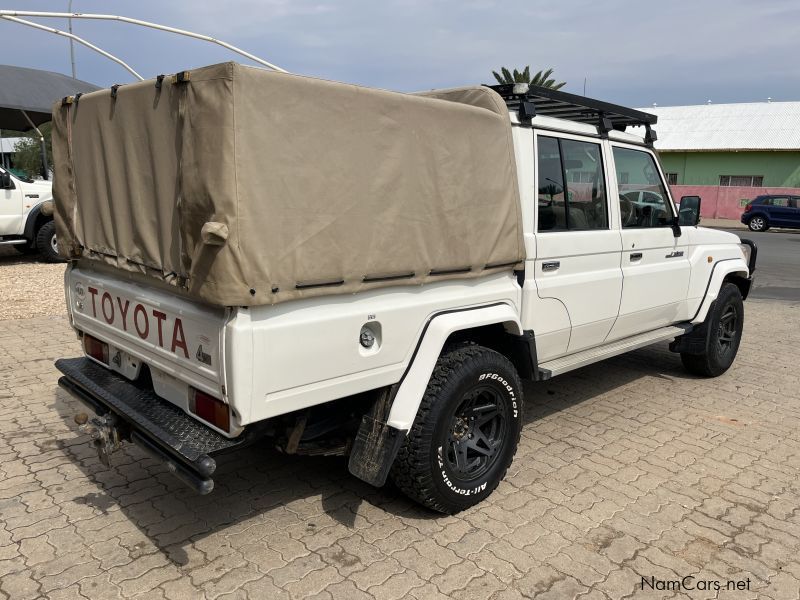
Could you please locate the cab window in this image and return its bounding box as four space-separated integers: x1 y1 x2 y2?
537 136 608 231
613 147 673 228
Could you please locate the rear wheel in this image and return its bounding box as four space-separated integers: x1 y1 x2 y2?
390 343 523 514
681 283 744 377
747 215 768 232
35 221 60 262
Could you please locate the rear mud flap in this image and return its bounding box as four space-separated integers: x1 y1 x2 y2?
348 415 406 487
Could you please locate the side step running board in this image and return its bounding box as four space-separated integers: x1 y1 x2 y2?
538 324 691 380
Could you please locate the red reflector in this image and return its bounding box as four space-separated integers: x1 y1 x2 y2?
744 204 752 213
84 334 109 364
190 388 230 432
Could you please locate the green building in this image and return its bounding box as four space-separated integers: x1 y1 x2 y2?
637 101 800 188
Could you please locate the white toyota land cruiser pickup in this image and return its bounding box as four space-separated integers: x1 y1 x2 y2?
53 64 755 514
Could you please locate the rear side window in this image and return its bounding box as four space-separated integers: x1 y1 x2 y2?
537 136 608 232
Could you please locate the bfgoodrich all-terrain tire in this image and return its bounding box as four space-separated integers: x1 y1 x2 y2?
681 283 744 377
35 220 60 262
390 343 523 514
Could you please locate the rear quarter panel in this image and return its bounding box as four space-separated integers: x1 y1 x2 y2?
236 273 521 424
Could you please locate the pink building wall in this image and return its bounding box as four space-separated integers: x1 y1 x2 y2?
670 185 800 220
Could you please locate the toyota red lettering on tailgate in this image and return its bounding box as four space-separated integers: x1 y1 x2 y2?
68 268 226 382
85 286 190 358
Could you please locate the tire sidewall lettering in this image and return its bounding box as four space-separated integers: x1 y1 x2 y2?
478 372 519 419
434 367 521 498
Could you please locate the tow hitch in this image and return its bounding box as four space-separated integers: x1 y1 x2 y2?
58 358 254 495
74 412 128 466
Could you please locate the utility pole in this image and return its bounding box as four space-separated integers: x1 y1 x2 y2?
68 0 76 78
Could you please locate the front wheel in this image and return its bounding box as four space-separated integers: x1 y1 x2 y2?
35 221 61 262
390 343 523 514
681 283 744 377
747 215 768 232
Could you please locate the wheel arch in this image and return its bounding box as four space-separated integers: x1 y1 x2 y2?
723 272 752 301
386 303 526 431
691 258 750 324
23 204 52 243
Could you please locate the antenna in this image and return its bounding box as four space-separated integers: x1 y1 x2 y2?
0 10 289 76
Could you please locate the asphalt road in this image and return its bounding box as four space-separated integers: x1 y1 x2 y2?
723 228 800 301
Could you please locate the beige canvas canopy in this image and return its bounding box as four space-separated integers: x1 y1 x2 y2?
52 62 524 307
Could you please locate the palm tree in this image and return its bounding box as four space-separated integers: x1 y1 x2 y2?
491 66 566 90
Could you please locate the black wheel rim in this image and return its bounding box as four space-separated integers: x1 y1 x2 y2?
716 302 738 357
444 386 507 481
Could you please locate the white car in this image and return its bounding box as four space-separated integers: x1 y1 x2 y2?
0 167 59 261
53 67 755 514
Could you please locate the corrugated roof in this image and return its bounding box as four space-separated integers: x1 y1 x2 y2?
631 101 800 152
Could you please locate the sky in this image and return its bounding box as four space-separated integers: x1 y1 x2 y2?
1 0 799 108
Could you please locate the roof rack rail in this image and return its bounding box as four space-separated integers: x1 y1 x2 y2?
487 83 657 140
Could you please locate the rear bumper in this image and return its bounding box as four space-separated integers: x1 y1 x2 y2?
56 357 252 494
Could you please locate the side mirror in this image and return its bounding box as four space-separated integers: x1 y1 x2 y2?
678 195 701 226
0 172 11 189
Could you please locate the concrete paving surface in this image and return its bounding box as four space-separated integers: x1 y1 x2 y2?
0 297 798 599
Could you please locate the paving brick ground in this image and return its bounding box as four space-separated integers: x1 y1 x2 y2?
0 298 798 599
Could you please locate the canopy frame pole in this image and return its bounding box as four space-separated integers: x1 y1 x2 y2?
0 15 144 81
20 110 49 180
0 10 289 74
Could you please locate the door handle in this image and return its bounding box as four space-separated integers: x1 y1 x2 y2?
542 261 560 272
630 252 643 261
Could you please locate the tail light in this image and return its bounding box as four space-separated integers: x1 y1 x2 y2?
744 204 752 213
84 334 109 364
189 388 230 432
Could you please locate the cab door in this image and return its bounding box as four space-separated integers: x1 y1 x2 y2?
0 168 23 235
606 144 690 340
529 133 623 356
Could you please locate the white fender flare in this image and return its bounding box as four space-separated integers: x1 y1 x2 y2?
692 258 749 325
386 303 522 431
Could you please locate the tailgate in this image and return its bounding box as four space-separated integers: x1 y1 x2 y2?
66 266 228 397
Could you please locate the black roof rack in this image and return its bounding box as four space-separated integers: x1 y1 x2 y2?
488 83 658 142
